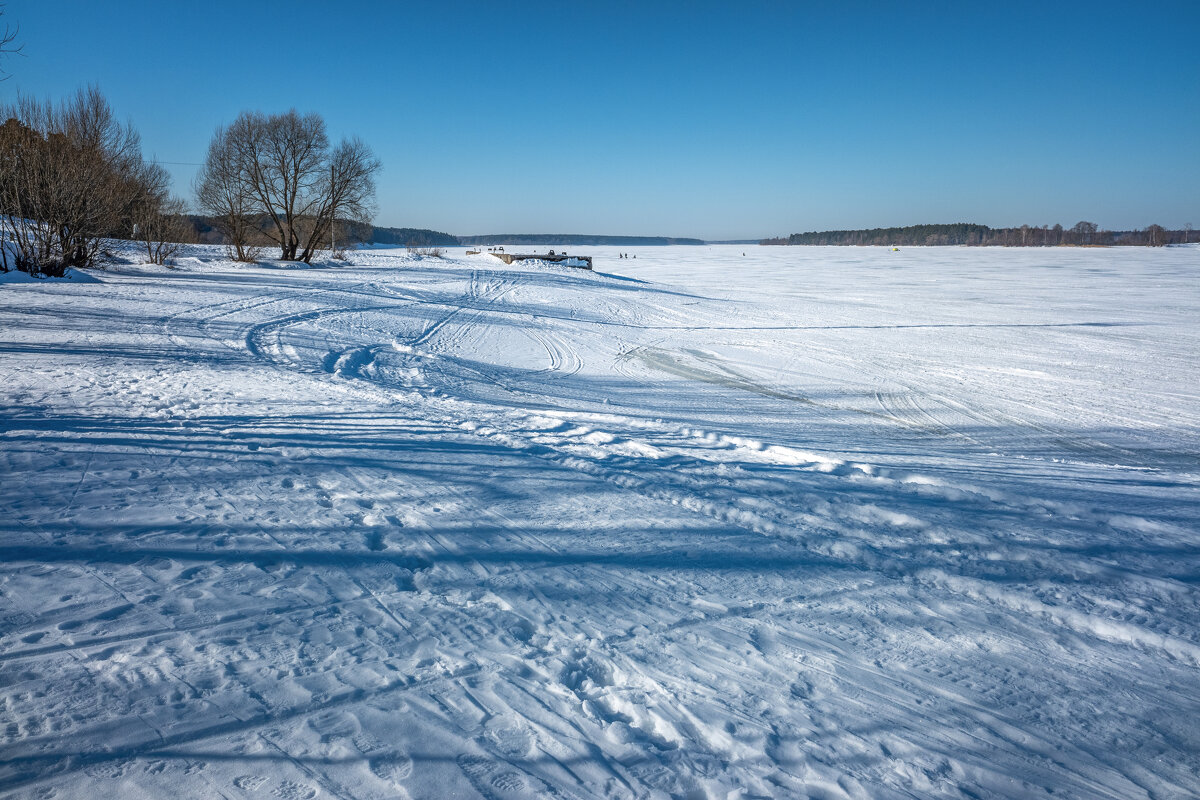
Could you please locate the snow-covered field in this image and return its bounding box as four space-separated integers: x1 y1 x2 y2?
1 243 1198 799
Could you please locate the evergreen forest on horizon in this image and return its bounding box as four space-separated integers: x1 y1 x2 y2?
763 222 1191 247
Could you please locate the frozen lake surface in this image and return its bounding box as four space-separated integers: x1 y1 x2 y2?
1 244 1198 799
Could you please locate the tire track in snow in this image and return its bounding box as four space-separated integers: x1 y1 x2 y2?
791 329 1155 467
158 275 398 355
0 585 426 663
409 269 517 350
0 665 483 795
160 291 289 355
243 304 408 372
526 326 584 378
235 270 521 389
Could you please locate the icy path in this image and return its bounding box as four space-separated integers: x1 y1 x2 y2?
1 245 1198 799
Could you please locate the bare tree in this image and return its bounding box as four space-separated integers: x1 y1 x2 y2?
129 161 191 265
215 109 380 263
0 86 143 275
1145 224 1166 247
194 124 261 261
230 110 324 261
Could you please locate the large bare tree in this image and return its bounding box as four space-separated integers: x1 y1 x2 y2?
210 109 380 263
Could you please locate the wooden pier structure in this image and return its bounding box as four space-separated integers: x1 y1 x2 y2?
488 251 593 270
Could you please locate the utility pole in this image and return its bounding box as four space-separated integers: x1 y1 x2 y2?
330 163 336 256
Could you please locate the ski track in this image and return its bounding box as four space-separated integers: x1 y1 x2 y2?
1 243 1199 799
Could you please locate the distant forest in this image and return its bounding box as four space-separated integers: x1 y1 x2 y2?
188 218 459 249
356 225 459 247
763 222 1192 247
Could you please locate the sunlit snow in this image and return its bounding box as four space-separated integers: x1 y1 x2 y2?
1 243 1198 799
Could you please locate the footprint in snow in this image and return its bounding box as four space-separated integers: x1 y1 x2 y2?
307 709 360 741
353 732 384 753
230 772 266 791
490 772 526 792
273 781 317 800
138 556 175 572
369 752 414 784
482 718 534 758
457 754 533 799
85 760 130 779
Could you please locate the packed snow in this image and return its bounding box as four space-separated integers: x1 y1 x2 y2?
1 243 1198 799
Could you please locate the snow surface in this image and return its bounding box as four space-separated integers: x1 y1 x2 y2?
1 243 1198 799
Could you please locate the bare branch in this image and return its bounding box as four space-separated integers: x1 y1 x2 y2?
0 6 24 81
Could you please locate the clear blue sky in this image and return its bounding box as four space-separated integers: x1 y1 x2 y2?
4 1 1198 239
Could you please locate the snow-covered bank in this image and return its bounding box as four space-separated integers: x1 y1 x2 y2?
1 244 1198 799
0 267 99 284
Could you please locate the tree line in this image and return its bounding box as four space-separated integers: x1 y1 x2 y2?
0 87 381 277
343 224 457 248
0 87 191 275
762 221 1192 247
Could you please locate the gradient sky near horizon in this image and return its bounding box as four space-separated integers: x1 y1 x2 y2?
4 0 1198 239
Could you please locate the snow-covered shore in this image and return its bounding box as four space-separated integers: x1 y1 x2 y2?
1 243 1198 799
